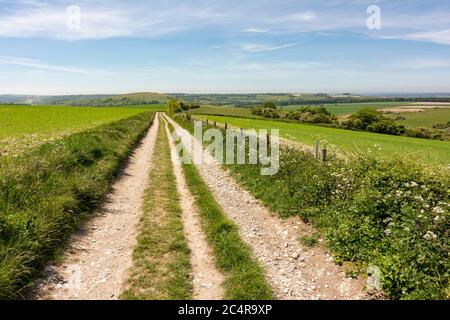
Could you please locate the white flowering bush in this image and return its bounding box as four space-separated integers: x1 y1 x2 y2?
176 116 449 299
227 144 449 299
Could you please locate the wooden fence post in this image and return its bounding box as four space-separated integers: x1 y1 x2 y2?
267 132 270 145
214 121 217 127
225 123 228 130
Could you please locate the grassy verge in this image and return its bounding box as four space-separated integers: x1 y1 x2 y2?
0 111 155 299
174 116 449 300
166 120 272 300
121 118 192 300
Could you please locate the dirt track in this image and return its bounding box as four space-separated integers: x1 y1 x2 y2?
164 114 366 300
163 117 224 300
31 115 160 300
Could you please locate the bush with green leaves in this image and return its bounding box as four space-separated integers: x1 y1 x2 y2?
251 103 336 124
177 116 448 299
221 138 449 299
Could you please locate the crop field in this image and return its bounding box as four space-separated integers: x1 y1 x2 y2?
0 105 157 157
196 115 450 166
387 108 450 128
281 102 413 115
0 112 155 298
190 105 254 118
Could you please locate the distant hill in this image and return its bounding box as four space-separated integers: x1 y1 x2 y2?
61 92 168 106
0 92 168 106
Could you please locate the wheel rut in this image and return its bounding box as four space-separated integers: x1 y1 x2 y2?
162 116 224 300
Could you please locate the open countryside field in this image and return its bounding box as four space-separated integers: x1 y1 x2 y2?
2 0 450 305
190 105 254 118
1 106 448 300
197 115 450 166
0 105 158 138
281 102 413 115
387 107 450 128
0 105 159 156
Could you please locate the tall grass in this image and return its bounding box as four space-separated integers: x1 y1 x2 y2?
0 111 155 299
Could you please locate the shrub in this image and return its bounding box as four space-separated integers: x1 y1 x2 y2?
224 141 449 299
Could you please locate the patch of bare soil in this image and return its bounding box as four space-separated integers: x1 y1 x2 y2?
31 115 160 300
412 102 450 105
382 105 450 113
165 115 366 300
162 118 224 300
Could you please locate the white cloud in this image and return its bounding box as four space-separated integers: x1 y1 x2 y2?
0 2 223 40
243 27 272 34
239 43 298 52
277 11 317 23
405 29 450 45
0 56 111 75
0 1 449 48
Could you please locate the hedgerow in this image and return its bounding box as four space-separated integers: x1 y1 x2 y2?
231 147 449 299
176 116 449 299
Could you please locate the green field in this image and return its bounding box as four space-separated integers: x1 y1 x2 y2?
0 104 159 156
281 102 412 115
190 105 254 118
197 115 450 165
0 105 160 138
387 108 450 128
0 112 155 298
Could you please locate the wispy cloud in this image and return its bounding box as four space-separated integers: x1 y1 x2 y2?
243 27 272 34
276 11 317 23
405 29 450 45
0 2 223 40
385 58 450 70
0 0 449 47
0 56 111 75
239 43 298 52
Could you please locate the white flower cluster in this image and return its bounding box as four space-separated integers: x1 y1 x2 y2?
423 231 438 241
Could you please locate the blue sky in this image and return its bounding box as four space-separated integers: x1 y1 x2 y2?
0 0 449 94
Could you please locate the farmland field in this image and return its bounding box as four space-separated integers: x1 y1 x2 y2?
281 102 413 115
196 115 450 166
190 105 254 118
0 104 162 138
0 104 160 156
387 108 450 128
